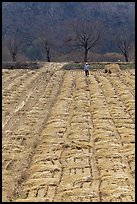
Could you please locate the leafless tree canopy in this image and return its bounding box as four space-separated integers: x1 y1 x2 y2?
34 22 54 62
116 31 133 62
67 19 103 62
37 31 51 62
118 40 130 62
6 36 19 61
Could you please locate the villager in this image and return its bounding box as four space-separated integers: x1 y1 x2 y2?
83 62 90 76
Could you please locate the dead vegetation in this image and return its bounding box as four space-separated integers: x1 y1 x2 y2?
104 63 121 74
2 63 135 202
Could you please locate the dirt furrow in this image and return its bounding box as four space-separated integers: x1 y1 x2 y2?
15 72 100 202
106 74 135 122
2 68 65 202
14 71 75 202
2 71 31 94
2 69 29 91
2 72 53 131
87 74 135 201
54 73 100 202
2 70 43 126
117 71 135 96
2 66 135 202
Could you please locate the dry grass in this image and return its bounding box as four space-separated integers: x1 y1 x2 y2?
2 63 135 202
104 63 121 74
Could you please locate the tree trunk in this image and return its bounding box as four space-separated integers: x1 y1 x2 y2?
124 52 129 62
84 48 88 62
12 53 16 62
47 50 51 62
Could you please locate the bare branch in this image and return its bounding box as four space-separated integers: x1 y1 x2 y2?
87 32 101 50
68 20 102 61
6 35 19 61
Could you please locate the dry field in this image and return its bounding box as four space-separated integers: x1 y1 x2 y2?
2 63 135 202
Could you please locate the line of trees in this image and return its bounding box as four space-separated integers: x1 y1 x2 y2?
4 19 134 63
2 2 135 62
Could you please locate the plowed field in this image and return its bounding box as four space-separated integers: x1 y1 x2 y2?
2 63 135 202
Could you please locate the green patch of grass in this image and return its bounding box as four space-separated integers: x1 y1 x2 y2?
119 63 135 70
62 62 83 70
62 62 105 70
62 62 135 70
91 64 104 69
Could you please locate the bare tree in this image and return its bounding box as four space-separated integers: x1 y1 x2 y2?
33 18 54 62
39 37 51 62
117 38 130 62
66 19 102 62
6 36 19 61
116 30 134 62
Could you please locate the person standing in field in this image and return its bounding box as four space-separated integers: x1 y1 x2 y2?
83 62 90 76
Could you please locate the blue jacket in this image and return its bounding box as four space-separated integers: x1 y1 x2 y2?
84 64 90 71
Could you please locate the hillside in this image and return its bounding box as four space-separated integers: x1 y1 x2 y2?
2 2 135 62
